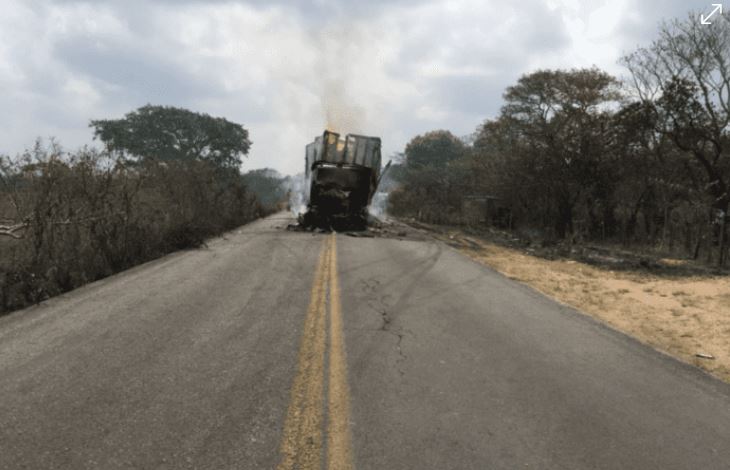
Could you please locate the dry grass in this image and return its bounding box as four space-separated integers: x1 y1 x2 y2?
432 228 730 383
1 149 268 314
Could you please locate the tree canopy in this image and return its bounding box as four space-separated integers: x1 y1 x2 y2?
90 105 251 169
404 130 468 168
478 68 622 237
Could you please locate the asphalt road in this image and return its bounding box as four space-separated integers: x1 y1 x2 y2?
1 213 729 469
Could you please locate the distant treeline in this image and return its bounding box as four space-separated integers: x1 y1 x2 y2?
389 14 730 266
242 168 290 208
0 106 276 314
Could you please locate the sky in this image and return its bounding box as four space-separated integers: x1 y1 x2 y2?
0 0 711 175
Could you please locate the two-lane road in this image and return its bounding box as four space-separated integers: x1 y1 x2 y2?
1 214 729 469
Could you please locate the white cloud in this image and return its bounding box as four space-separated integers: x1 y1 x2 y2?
0 0 705 174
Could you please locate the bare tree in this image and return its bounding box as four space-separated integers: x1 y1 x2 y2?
623 14 730 264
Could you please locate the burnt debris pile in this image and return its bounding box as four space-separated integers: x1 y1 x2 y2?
290 130 388 231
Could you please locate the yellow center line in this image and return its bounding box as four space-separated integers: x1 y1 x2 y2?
276 234 355 470
327 233 354 470
278 238 329 470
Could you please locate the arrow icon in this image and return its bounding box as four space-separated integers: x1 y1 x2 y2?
701 3 723 24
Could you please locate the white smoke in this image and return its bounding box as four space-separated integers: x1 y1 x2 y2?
368 191 389 219
368 158 399 220
315 22 369 135
283 173 308 216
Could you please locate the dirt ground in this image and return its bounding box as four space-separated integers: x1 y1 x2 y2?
414 223 730 383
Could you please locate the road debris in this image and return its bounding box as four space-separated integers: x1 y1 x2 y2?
344 231 375 238
285 214 429 242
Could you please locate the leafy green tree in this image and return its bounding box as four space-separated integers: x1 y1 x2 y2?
90 105 251 169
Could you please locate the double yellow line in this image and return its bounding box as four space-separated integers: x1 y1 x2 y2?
277 233 354 470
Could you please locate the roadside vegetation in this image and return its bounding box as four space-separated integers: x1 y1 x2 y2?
414 222 730 382
0 105 277 315
389 13 730 267
387 12 730 381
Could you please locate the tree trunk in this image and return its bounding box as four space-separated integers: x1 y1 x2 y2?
693 236 702 260
719 206 728 266
662 205 669 250
555 200 573 240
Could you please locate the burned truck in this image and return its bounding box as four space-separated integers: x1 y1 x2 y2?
300 130 384 230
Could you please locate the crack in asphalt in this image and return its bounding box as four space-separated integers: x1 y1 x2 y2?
378 307 391 331
359 277 410 377
370 301 408 377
